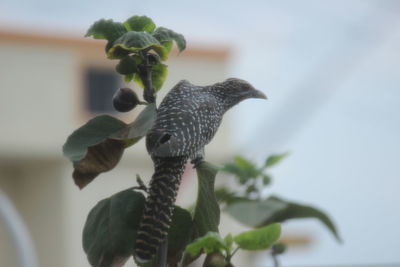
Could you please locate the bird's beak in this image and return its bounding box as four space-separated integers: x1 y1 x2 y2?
251 89 267 99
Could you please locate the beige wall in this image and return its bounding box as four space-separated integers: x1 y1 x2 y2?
0 159 67 267
0 42 78 157
0 30 233 267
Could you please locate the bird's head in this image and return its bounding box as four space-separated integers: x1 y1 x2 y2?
211 78 267 110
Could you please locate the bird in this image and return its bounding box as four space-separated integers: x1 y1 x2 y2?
134 78 267 262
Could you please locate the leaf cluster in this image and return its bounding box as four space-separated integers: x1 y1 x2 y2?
86 16 186 93
63 15 187 188
220 154 288 200
185 224 281 267
217 154 341 243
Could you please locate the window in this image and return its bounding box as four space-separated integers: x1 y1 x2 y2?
84 67 121 113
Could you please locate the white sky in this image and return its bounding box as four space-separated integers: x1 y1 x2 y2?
1 0 400 266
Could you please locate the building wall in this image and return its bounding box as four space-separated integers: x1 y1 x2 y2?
0 158 67 267
0 42 77 157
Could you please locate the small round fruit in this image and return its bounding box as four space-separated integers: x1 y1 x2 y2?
112 87 140 112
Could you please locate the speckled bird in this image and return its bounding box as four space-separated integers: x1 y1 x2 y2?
134 78 267 262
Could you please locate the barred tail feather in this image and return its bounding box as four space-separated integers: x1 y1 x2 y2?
134 156 188 262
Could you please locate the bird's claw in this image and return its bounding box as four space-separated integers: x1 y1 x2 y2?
133 174 149 193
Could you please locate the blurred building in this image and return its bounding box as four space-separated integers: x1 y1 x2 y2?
0 29 234 267
3 3 400 264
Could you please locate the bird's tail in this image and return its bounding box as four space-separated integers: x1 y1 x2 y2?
134 156 188 262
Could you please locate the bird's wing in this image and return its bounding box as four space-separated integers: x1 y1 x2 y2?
146 82 221 157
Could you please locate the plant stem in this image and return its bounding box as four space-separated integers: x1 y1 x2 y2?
225 250 236 267
271 252 280 267
156 239 168 267
229 247 240 260
139 52 155 103
256 178 262 200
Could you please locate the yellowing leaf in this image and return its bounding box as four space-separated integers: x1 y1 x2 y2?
234 224 281 251
123 16 156 32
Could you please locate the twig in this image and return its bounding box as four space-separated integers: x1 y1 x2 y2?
271 252 280 267
139 53 155 103
133 175 148 193
229 247 240 259
156 239 168 267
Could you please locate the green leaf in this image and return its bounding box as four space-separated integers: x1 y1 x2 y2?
225 199 288 227
63 115 127 162
111 103 157 145
161 40 173 54
185 232 226 257
133 63 168 92
223 234 234 251
262 174 272 185
152 27 186 52
193 162 220 237
264 153 289 168
107 31 162 59
245 184 257 194
115 55 140 75
234 156 255 170
263 196 342 242
85 19 127 43
221 163 247 184
183 162 220 266
83 188 145 267
234 223 281 251
83 188 193 267
214 187 246 205
167 206 194 266
124 73 134 83
226 196 341 242
123 16 156 33
150 63 168 91
221 156 261 184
